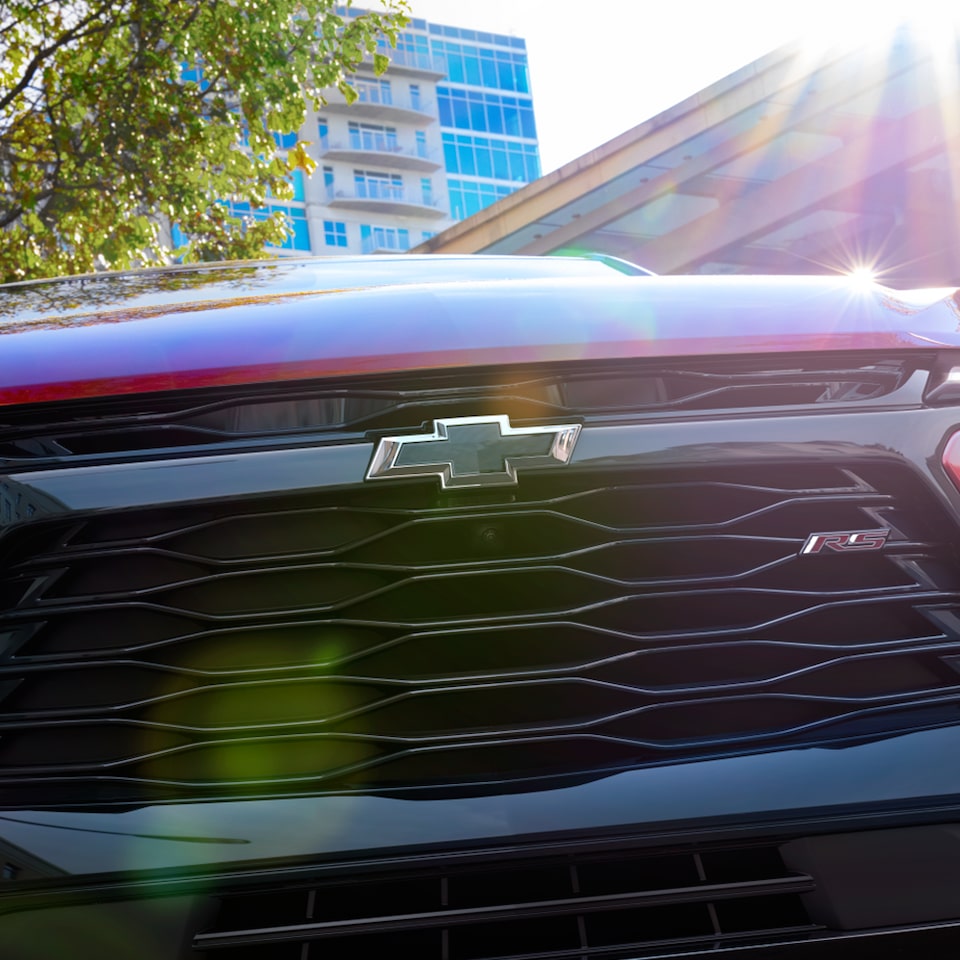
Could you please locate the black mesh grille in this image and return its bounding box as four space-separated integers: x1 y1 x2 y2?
0 355 920 466
193 840 818 959
1 460 960 805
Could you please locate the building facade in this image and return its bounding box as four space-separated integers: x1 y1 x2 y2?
255 12 540 257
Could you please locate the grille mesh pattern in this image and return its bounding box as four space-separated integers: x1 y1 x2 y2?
0 355 916 466
2 461 960 804
194 840 817 959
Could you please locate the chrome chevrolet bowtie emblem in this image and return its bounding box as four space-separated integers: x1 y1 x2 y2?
366 415 581 489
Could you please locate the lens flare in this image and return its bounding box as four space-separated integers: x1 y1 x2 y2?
847 265 879 289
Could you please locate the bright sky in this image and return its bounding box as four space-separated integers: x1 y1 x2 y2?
405 1 943 174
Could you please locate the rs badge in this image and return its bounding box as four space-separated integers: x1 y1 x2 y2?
366 415 581 489
800 529 891 555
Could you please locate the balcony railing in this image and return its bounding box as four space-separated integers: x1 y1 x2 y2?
326 183 443 213
345 83 435 117
367 47 446 75
361 233 411 254
350 131 400 153
319 132 437 162
354 81 393 106
355 180 405 201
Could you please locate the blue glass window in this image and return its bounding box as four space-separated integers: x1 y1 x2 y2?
441 132 540 186
290 169 305 202
272 130 298 149
437 88 537 139
451 93 470 128
287 213 311 251
503 103 520 137
323 220 348 247
476 145 493 178
443 138 458 170
481 56 498 88
266 205 309 251
180 62 209 91
206 200 310 251
360 224 410 253
430 40 531 93
469 95 486 130
464 54 481 85
492 145 510 180
521 108 537 139
457 142 476 175
438 95 453 127
447 178 514 220
447 53 464 83
515 63 530 93
508 143 526 183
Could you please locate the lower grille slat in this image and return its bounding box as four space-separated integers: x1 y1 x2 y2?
195 876 816 949
192 840 820 960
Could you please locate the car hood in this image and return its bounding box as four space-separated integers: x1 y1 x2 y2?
2 269 959 406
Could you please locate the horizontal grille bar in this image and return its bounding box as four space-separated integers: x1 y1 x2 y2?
193 840 817 959
0 355 922 467
195 876 816 949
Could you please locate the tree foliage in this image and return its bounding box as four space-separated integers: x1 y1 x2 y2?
0 0 408 282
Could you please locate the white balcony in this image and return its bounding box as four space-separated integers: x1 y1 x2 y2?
323 85 436 125
319 133 441 172
326 182 446 218
357 48 446 79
